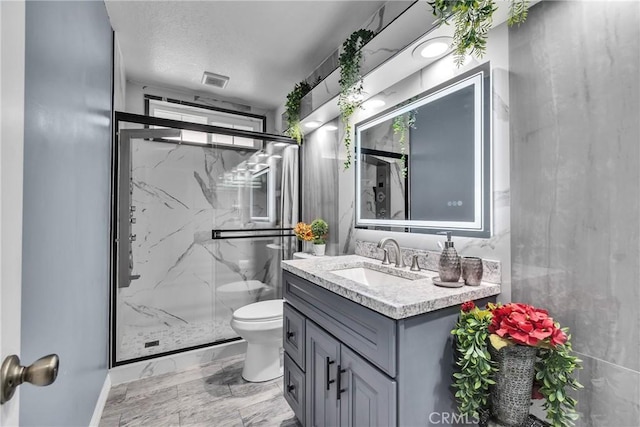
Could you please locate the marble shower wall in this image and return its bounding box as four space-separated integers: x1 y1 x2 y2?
509 1 640 425
117 140 279 362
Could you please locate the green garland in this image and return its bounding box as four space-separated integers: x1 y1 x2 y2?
284 80 312 144
451 306 497 418
338 29 375 169
536 331 583 427
391 110 417 178
429 0 530 66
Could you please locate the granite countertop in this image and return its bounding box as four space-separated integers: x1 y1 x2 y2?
282 254 501 320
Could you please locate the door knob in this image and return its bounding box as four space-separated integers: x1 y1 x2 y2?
1 354 59 404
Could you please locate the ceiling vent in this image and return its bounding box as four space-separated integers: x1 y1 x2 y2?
201 72 229 89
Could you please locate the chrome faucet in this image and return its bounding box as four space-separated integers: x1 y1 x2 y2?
377 238 405 268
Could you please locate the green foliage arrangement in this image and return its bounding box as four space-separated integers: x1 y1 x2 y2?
338 29 375 169
391 110 417 178
310 218 328 245
451 302 497 418
452 301 582 426
429 0 530 66
536 338 583 427
284 80 312 144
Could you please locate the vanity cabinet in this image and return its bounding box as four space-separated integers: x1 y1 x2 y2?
282 270 495 427
285 307 396 427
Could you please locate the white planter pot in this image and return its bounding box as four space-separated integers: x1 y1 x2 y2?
312 244 326 256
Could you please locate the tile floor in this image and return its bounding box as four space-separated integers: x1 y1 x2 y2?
100 354 301 427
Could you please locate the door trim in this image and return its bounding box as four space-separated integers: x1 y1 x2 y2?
0 0 26 424
88 374 111 427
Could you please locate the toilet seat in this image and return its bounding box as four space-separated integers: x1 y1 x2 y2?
232 299 283 322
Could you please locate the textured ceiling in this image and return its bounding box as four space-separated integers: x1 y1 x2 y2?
105 1 387 109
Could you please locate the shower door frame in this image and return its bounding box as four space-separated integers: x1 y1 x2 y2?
110 111 300 367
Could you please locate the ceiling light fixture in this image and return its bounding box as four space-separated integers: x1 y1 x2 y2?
304 121 321 129
412 37 453 60
322 124 338 131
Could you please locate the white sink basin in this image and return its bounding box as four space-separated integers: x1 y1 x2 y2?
330 267 415 286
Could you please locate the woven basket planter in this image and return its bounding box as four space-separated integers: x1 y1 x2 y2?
489 344 538 426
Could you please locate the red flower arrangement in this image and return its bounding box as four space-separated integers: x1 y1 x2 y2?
452 301 581 426
489 303 567 348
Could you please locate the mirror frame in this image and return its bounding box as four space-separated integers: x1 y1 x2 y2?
354 63 491 237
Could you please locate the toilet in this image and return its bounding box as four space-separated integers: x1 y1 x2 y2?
230 298 284 382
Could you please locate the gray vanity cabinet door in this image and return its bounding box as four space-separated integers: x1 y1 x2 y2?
306 321 340 427
284 302 306 369
339 345 397 427
284 353 305 424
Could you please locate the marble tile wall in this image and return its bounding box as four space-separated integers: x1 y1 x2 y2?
118 140 281 362
301 119 341 256
509 1 640 425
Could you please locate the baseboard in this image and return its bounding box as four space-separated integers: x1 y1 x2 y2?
109 339 246 386
89 373 111 427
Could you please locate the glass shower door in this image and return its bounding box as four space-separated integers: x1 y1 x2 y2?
113 115 297 365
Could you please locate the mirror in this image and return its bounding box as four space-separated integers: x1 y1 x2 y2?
250 167 270 222
355 64 491 237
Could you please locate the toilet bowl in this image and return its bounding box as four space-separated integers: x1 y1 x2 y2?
230 299 284 382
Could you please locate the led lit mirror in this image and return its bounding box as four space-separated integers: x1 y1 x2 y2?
355 64 491 237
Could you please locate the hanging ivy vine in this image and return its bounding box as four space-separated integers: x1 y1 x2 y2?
284 80 312 144
338 29 375 169
391 110 417 178
429 0 530 66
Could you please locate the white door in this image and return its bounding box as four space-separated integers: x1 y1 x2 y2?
0 1 26 425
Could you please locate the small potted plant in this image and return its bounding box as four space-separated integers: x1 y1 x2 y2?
293 222 314 253
451 301 582 427
310 218 328 256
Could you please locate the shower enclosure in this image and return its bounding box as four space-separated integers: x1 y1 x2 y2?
111 112 299 365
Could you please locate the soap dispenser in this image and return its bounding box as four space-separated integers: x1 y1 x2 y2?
438 232 461 282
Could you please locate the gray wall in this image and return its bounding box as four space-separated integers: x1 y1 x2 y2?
302 119 341 255
509 2 640 425
21 1 112 425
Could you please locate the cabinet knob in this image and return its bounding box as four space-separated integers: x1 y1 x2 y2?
286 331 295 339
287 384 295 393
